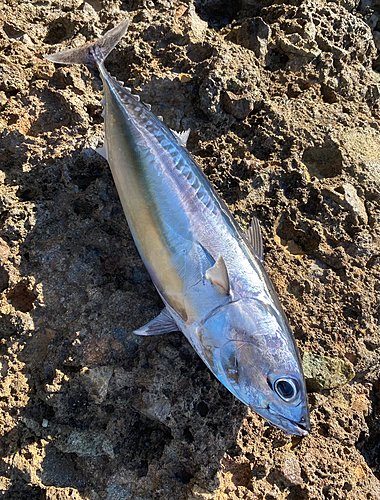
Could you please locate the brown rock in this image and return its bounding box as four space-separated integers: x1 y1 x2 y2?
237 17 271 62
1 1 380 499
222 91 254 119
0 238 10 264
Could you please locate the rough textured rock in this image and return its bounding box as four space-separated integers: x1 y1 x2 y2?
303 352 355 391
1 0 380 499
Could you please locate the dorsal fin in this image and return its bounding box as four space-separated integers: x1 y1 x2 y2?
205 255 230 295
171 129 190 147
245 217 263 262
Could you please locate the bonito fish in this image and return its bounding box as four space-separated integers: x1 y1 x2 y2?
45 19 310 435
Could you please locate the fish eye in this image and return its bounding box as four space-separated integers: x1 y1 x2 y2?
273 377 298 403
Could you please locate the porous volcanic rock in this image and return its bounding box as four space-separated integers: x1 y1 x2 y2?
1 0 380 499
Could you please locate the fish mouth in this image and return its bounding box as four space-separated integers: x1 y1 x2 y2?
286 418 310 436
264 408 310 436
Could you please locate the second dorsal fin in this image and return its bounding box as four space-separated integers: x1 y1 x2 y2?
171 129 190 147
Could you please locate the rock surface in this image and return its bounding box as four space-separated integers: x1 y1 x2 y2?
1 0 380 498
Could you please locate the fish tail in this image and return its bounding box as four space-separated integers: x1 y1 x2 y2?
44 19 130 66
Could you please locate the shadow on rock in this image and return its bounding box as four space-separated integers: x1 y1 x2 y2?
0 134 249 498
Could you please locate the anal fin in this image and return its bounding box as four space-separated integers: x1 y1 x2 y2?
133 308 179 336
96 146 108 160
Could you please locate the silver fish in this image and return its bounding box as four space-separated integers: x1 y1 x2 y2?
45 19 310 435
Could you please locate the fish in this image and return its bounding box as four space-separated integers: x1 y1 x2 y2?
45 19 310 436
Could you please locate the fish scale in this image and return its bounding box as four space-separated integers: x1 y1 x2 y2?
45 19 310 436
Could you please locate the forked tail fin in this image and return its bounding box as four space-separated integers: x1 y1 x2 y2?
44 19 130 66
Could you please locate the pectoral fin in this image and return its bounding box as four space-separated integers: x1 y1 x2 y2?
133 308 179 336
205 255 230 295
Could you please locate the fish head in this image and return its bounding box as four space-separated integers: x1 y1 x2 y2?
198 298 310 436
